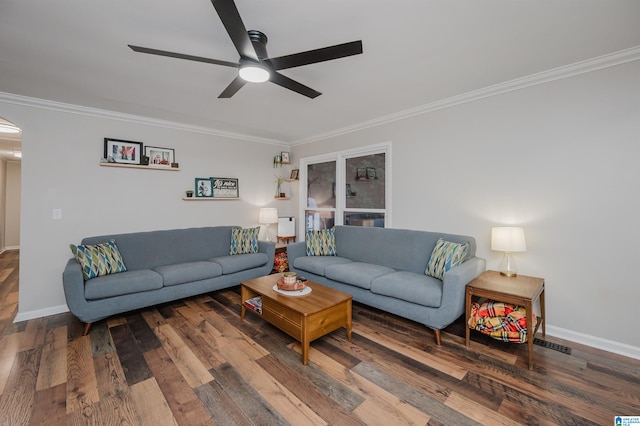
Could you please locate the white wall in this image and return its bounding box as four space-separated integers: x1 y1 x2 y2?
293 60 640 356
0 101 292 319
5 161 21 248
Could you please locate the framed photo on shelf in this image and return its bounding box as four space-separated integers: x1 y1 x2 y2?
211 177 239 198
145 146 175 167
104 138 143 165
281 151 290 163
366 167 377 179
356 167 367 180
290 169 299 180
195 178 214 198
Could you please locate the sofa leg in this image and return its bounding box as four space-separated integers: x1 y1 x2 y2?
83 322 92 336
433 329 441 346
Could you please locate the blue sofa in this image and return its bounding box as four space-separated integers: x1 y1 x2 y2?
287 225 485 345
63 226 275 333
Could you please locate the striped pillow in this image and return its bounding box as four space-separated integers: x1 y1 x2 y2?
425 238 468 279
305 228 336 256
229 227 260 255
69 239 127 281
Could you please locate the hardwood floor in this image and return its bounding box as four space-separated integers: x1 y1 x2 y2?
1 249 639 425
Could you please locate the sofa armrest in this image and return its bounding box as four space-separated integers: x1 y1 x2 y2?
62 258 90 322
286 241 307 266
440 257 486 316
258 240 276 271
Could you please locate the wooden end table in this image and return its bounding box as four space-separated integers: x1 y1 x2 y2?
241 274 352 365
465 270 545 370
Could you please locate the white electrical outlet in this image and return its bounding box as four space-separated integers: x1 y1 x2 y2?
52 209 62 220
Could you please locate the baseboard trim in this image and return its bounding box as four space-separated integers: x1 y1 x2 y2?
13 304 69 323
546 325 640 361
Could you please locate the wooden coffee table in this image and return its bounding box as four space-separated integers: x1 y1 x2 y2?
241 274 352 365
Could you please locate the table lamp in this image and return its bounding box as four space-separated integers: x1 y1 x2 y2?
258 208 278 242
491 226 527 277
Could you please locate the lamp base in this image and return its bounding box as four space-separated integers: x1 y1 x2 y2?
499 270 518 277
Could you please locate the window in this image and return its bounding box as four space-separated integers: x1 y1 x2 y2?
300 143 390 233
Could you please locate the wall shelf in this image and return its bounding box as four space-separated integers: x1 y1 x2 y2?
274 196 290 200
182 197 239 201
100 162 180 171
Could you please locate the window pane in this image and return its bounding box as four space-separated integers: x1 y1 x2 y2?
305 210 335 231
307 161 336 208
344 212 385 228
346 153 385 209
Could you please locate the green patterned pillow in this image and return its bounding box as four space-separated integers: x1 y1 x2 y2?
306 228 336 256
230 227 260 255
69 239 127 281
425 238 468 280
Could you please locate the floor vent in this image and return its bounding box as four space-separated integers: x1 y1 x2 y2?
533 338 572 355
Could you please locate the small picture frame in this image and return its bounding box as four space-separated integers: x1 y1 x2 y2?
210 177 239 198
145 146 175 167
281 151 290 163
195 178 214 198
104 138 143 165
366 167 377 179
290 169 299 180
356 167 367 180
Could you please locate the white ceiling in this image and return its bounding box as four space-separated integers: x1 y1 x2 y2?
1 1 639 144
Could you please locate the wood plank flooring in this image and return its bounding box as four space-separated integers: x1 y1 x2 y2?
1 249 639 425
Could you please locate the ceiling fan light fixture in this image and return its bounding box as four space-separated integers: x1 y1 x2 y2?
239 62 270 83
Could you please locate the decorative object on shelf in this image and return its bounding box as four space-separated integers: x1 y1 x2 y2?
273 154 282 167
210 177 239 198
491 226 527 277
104 138 143 165
171 162 179 168
195 177 214 198
259 208 278 242
275 175 286 197
185 190 194 198
141 155 150 165
290 169 299 180
366 167 377 179
281 151 290 163
145 146 175 167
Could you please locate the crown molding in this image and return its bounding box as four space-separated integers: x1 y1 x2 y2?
293 45 640 146
0 91 286 146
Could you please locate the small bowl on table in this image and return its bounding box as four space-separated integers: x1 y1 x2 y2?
277 272 306 291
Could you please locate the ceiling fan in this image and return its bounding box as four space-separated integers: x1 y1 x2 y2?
129 0 363 99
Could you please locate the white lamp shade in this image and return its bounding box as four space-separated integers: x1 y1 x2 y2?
491 227 527 252
258 208 278 224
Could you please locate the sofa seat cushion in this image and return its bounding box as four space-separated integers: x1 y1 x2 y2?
210 253 268 274
293 256 352 276
370 271 443 307
153 261 223 286
85 270 163 300
325 262 396 290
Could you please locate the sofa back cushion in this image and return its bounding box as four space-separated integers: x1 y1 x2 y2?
81 226 236 271
333 225 476 275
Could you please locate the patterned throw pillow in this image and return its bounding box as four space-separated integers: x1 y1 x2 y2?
229 227 260 255
69 239 127 281
305 228 336 256
425 238 468 280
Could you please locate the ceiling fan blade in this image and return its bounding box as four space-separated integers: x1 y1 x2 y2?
270 72 321 99
129 45 238 67
267 40 362 70
210 0 259 61
218 75 247 98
